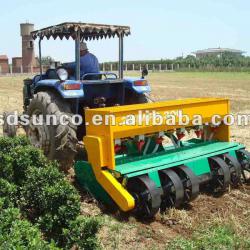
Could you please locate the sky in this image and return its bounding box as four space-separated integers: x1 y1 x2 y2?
0 0 249 63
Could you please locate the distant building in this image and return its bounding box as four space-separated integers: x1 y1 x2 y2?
9 23 38 74
20 23 37 73
12 57 23 73
0 55 9 74
192 48 245 58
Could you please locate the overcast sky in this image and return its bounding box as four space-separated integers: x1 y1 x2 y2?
0 0 249 62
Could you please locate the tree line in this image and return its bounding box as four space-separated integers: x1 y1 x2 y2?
102 52 250 71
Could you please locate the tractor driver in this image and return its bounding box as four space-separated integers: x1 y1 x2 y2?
65 42 100 79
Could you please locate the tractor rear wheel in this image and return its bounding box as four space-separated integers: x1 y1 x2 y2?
26 91 78 171
3 112 17 137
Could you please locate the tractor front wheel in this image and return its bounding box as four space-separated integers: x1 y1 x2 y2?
26 91 78 171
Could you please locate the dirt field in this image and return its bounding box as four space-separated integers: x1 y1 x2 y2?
0 72 250 249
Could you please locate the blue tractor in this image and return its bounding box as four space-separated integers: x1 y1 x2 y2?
22 22 151 169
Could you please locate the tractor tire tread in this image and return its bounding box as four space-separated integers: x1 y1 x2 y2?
27 91 77 171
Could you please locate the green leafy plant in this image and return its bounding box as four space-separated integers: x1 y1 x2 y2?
0 137 102 249
0 153 14 182
0 136 29 153
19 165 81 243
63 216 102 250
10 145 48 184
0 178 17 208
0 199 58 249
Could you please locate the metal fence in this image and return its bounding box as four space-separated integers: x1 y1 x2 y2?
100 63 250 72
100 63 175 72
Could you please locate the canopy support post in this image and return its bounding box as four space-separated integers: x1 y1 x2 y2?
75 30 81 81
118 34 124 79
39 38 42 76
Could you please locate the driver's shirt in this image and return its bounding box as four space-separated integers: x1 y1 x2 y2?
80 52 100 76
67 52 100 78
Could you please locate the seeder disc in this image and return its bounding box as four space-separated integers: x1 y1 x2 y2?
209 156 231 194
237 149 250 182
159 169 184 211
222 154 242 186
127 175 161 218
173 165 200 203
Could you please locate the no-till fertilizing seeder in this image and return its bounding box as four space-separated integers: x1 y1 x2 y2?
75 98 250 218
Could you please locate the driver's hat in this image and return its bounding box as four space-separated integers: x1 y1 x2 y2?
80 42 88 51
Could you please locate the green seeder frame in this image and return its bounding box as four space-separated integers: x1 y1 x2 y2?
75 139 245 207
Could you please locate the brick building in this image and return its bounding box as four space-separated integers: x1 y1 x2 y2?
0 55 9 74
12 57 22 73
20 23 36 73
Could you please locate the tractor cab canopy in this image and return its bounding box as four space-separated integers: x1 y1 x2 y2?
31 22 131 79
31 22 130 40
